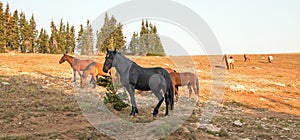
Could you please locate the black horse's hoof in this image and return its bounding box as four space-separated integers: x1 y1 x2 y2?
130 106 138 116
153 110 159 117
130 112 137 116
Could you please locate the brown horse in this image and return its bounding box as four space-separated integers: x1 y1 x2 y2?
244 54 250 62
169 71 199 100
80 62 114 88
59 54 94 82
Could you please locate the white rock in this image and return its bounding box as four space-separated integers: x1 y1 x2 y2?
230 85 246 92
205 124 221 133
249 88 256 93
1 82 10 85
19 72 30 75
182 127 190 133
190 122 201 129
233 120 243 127
252 66 262 70
274 83 286 87
282 127 290 131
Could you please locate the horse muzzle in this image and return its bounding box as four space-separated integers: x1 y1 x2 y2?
103 68 108 73
103 66 110 73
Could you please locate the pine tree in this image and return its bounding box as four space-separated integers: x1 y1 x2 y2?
128 32 138 55
69 25 76 54
128 19 165 56
65 22 71 53
19 12 30 53
76 24 83 54
57 19 66 53
4 3 10 51
77 20 93 55
29 14 37 53
37 28 49 53
139 19 148 55
113 23 125 50
10 10 19 51
0 2 6 52
49 21 58 54
85 20 93 55
96 13 126 53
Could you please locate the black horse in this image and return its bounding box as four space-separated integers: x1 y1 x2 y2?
103 48 174 117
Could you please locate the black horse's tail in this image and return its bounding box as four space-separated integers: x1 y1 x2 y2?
169 80 174 110
163 71 174 110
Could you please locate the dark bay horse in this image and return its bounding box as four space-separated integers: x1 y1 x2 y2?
244 54 250 62
169 71 199 100
80 62 111 88
59 54 94 82
103 49 174 117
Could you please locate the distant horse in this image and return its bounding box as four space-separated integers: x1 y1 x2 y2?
268 56 273 63
223 54 234 69
169 71 199 100
244 54 250 62
103 48 174 117
80 62 111 88
59 54 94 82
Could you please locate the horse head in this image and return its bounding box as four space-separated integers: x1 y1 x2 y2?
59 54 67 64
103 48 117 73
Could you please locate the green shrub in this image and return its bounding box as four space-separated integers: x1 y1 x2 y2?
99 76 129 111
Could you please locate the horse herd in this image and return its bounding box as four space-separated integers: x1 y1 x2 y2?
59 51 274 116
59 49 199 116
223 54 273 70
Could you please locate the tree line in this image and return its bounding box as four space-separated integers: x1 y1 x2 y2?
0 2 76 54
0 2 164 56
126 19 165 56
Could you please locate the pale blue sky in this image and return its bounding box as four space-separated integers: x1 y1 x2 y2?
5 0 300 55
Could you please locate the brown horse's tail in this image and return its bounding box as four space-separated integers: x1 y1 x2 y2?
196 77 199 95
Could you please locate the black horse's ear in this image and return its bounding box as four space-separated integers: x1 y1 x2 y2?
106 48 109 53
113 48 117 54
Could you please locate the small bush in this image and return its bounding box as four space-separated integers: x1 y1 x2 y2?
100 76 129 111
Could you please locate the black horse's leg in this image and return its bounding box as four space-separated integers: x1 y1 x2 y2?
153 97 164 117
126 84 138 116
152 88 164 117
164 92 170 116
